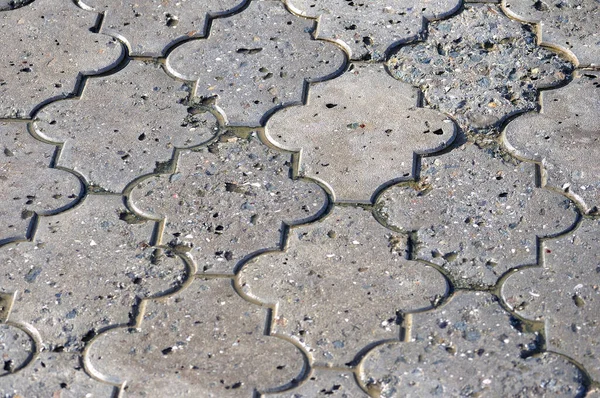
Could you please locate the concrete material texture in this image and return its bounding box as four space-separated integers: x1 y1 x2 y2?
0 0 599 397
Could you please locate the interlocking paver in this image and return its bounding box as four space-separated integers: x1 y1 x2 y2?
0 0 123 118
375 142 578 288
80 0 247 56
0 194 187 351
284 0 461 61
503 0 600 67
1 351 115 396
387 4 573 134
502 217 600 381
0 322 35 376
166 0 346 127
128 134 327 275
86 277 304 397
503 70 600 215
239 206 449 367
267 368 368 397
1 121 82 245
34 60 219 193
265 63 456 203
359 291 586 397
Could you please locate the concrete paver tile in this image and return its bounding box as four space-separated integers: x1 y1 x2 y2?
80 0 247 56
1 351 115 397
1 121 82 245
34 60 219 193
502 217 600 381
0 322 35 376
0 195 187 351
239 206 449 367
0 1 34 11
86 277 304 397
265 63 456 203
283 0 461 61
387 4 573 134
128 134 327 275
0 0 123 118
375 142 578 288
503 71 600 215
166 0 346 127
267 368 368 397
503 0 600 67
359 291 586 397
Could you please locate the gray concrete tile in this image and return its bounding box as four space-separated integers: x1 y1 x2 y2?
166 0 346 127
34 60 219 193
359 291 586 397
376 142 578 288
387 4 573 134
85 277 304 397
128 133 327 275
265 63 456 203
0 322 34 376
238 206 449 367
503 71 600 215
284 0 461 61
502 217 600 381
0 194 187 351
267 368 368 397
0 0 123 118
503 0 600 67
1 121 82 244
0 351 114 397
81 0 247 56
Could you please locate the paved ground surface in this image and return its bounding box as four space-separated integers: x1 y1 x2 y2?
0 0 599 397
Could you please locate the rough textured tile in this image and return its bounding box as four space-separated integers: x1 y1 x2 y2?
1 121 82 245
0 0 123 118
265 63 456 203
239 206 449 367
86 277 304 397
360 292 586 397
502 218 600 381
0 322 35 376
284 0 460 61
267 368 368 397
129 134 327 275
375 142 578 288
0 351 115 397
166 0 346 127
503 0 600 67
0 195 187 351
80 0 247 57
387 4 573 134
34 60 219 193
503 71 600 215
0 0 34 11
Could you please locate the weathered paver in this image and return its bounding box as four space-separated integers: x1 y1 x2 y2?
502 217 600 381
375 142 578 288
502 0 600 67
166 0 346 127
267 368 368 397
359 291 586 397
0 194 187 351
284 0 461 61
80 0 247 56
0 0 123 118
387 4 573 134
34 60 220 193
128 133 327 275
265 63 456 203
1 121 82 245
86 277 305 397
503 71 600 215
239 206 449 367
0 321 35 376
1 351 115 397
